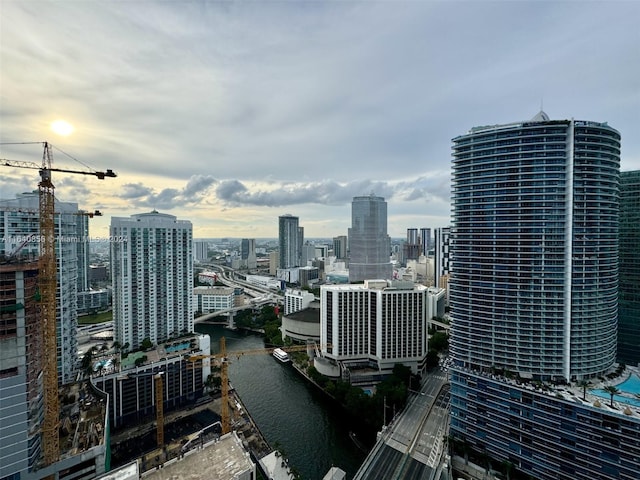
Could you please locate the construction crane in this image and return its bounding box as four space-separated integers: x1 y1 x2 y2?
188 339 329 435
118 371 166 447
1 141 116 466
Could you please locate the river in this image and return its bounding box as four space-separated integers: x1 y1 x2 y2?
195 324 370 480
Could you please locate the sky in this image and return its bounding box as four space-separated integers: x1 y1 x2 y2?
1 1 639 239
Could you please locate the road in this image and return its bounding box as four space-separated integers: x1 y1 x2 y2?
354 369 450 480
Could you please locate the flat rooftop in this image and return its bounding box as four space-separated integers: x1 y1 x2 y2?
143 432 254 480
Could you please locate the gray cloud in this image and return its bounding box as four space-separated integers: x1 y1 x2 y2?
121 183 154 199
2 2 639 236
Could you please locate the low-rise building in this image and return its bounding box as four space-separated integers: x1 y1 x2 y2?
193 286 234 313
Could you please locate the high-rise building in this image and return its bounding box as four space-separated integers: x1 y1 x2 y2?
348 195 392 282
0 260 43 479
278 215 301 269
332 235 347 260
76 210 90 292
1 192 80 384
618 170 640 365
241 238 257 270
404 228 421 262
419 227 431 256
110 211 193 350
448 113 639 480
320 280 431 378
433 227 450 289
193 240 209 262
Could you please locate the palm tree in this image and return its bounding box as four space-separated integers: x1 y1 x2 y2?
501 460 514 480
579 380 592 401
603 386 620 408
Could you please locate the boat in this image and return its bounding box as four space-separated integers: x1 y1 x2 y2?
272 347 291 363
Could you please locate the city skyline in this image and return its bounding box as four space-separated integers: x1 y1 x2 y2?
1 2 639 239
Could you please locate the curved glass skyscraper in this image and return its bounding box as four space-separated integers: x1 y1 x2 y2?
450 112 620 381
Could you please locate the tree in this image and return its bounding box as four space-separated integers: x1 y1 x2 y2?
429 331 449 352
501 460 514 480
603 386 620 408
579 380 592 401
141 337 153 350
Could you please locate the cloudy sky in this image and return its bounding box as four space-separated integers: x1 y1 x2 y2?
1 1 639 239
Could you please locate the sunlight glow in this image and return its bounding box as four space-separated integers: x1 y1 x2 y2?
51 119 74 136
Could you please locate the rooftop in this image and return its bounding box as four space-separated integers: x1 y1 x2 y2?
458 364 640 421
142 432 254 480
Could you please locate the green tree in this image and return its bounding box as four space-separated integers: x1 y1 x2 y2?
141 337 153 350
579 380 592 401
429 331 449 352
603 386 620 407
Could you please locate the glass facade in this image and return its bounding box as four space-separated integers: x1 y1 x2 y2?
448 115 634 480
618 170 640 365
348 195 392 282
450 116 620 381
278 215 301 269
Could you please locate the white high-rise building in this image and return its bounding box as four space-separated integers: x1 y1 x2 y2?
1 192 80 384
193 240 209 263
110 211 193 350
320 280 429 375
348 195 392 282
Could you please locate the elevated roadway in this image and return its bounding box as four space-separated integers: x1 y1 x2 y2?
354 369 450 480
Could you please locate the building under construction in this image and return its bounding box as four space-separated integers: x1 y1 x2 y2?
1 258 110 480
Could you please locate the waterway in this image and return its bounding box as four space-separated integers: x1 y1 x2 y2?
195 324 370 480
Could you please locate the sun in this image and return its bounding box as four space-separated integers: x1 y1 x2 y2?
50 119 75 136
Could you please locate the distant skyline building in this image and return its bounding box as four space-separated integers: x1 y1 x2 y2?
332 235 347 260
278 214 302 269
240 238 257 269
403 228 421 263
433 227 450 290
618 170 640 365
449 113 631 480
348 195 392 282
1 192 80 384
419 227 431 256
76 210 90 292
110 211 194 350
193 240 209 262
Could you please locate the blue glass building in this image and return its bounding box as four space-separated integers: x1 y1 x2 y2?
618 171 640 366
448 113 640 480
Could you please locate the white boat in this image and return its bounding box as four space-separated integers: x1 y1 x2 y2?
272 348 290 363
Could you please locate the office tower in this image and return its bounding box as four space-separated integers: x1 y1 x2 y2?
618 170 640 365
110 211 193 350
278 214 301 268
419 227 431 256
76 210 90 292
333 235 347 260
449 113 637 480
433 227 450 289
1 192 80 384
0 260 43 479
404 228 421 262
241 238 257 269
193 240 209 262
348 194 392 282
320 280 430 377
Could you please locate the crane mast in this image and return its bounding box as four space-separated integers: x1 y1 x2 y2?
1 141 116 467
39 143 59 465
